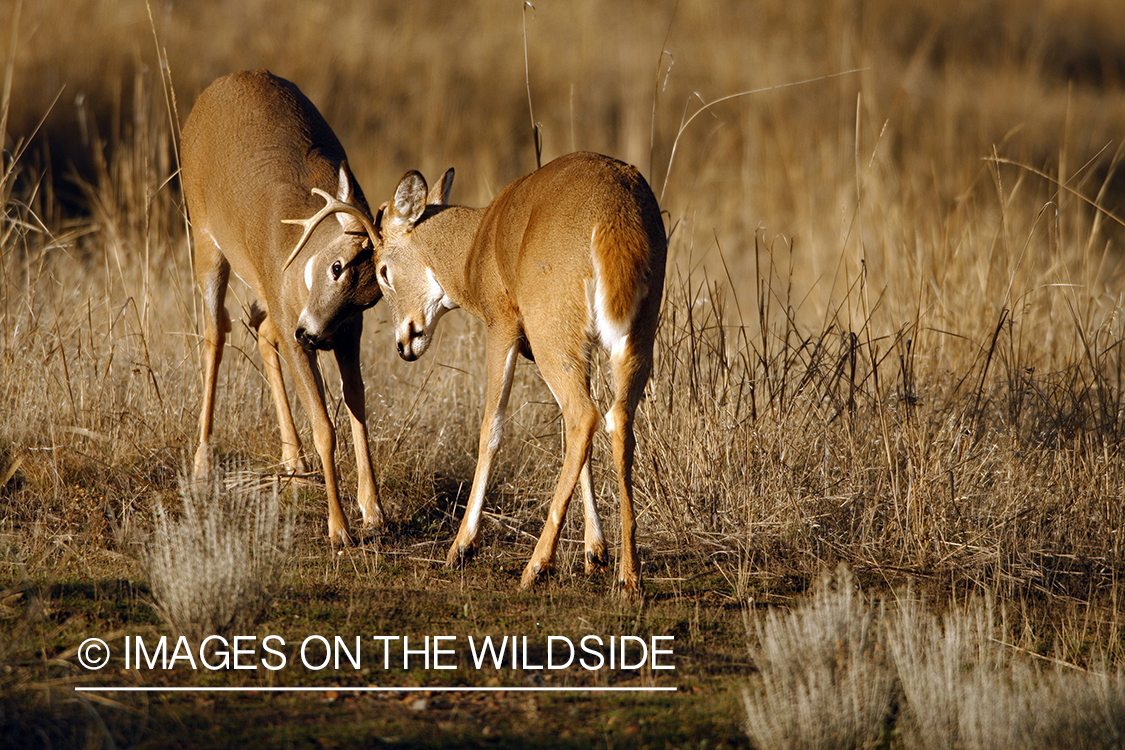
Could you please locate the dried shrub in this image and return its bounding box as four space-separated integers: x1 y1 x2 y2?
742 567 895 750
144 470 293 642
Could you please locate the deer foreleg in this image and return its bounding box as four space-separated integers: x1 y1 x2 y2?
285 342 351 546
521 345 600 589
521 397 598 590
335 325 383 528
256 314 307 475
194 255 230 480
447 337 519 566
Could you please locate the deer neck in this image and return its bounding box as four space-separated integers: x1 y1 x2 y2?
417 205 486 314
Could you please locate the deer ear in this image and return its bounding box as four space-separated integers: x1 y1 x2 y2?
335 161 362 232
427 168 454 206
373 204 386 240
391 171 428 228
336 162 354 203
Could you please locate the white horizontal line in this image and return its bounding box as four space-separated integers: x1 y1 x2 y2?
75 686 677 693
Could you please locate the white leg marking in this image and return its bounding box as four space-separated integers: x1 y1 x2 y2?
203 228 222 252
580 461 605 545
463 343 519 540
203 274 225 316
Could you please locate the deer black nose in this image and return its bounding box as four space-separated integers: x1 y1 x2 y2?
396 321 424 361
397 337 418 361
295 326 327 351
295 326 312 349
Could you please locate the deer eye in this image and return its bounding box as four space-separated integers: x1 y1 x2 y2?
379 265 391 287
331 260 344 280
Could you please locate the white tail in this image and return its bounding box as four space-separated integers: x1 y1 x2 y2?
180 70 385 544
374 152 666 599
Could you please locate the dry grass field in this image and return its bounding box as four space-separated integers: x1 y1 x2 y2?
3 0 1125 746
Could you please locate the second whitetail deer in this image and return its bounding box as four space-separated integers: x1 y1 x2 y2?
181 70 384 545
372 152 667 598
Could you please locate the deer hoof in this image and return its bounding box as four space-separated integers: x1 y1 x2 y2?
360 503 385 529
446 542 475 568
584 548 609 575
519 560 553 590
328 523 354 548
193 446 213 480
617 575 644 604
283 456 309 476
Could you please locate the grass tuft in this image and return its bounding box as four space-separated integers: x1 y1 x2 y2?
887 595 1125 750
741 566 895 750
742 572 1125 750
144 469 293 643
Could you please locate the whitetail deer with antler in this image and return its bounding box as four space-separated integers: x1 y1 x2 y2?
181 70 384 544
373 152 666 598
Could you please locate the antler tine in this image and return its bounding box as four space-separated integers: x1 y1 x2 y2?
281 188 337 269
281 188 379 270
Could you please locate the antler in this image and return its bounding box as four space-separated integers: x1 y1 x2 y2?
281 188 379 270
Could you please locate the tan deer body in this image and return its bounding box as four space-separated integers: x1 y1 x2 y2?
375 152 666 597
181 70 384 544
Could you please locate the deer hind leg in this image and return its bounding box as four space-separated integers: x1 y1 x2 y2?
333 318 384 528
279 336 351 546
606 333 654 601
447 335 520 566
253 310 308 476
579 458 608 574
575 356 607 574
521 348 600 590
193 233 231 480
